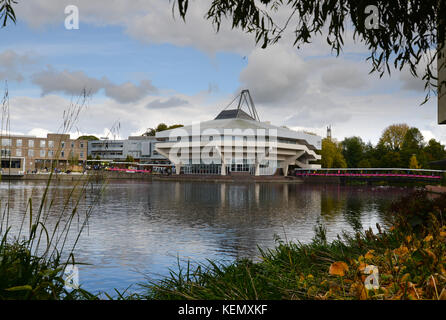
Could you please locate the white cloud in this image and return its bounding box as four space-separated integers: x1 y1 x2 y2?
0 50 36 82
31 66 157 103
239 45 309 104
105 80 157 103
15 0 256 55
321 63 368 90
27 127 50 137
32 66 106 96
146 97 189 109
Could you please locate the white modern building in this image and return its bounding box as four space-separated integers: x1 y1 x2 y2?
88 135 168 164
155 90 321 176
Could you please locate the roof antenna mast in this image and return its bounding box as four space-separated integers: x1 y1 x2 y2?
239 89 260 121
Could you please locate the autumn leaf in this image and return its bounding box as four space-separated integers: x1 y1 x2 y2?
424 234 433 242
350 282 368 300
394 246 409 256
358 262 367 272
401 273 411 282
439 288 446 300
329 261 349 277
365 250 375 259
423 249 437 262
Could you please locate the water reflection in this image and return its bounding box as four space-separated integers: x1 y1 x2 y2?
0 180 410 294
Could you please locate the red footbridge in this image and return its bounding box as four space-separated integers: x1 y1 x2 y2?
293 168 445 183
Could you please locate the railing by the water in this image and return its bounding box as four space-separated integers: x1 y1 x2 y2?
293 168 446 180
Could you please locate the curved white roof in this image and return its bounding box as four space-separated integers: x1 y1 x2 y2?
156 117 321 151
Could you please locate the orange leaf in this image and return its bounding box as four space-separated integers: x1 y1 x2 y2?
365 250 375 259
439 288 446 300
394 246 409 256
424 249 437 261
329 261 349 277
358 262 367 272
401 273 411 282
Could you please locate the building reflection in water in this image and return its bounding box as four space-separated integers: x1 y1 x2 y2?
0 180 410 294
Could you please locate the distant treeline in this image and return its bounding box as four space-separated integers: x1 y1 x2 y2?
142 123 184 136
321 123 446 169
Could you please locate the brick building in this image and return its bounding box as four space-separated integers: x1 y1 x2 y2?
0 133 87 175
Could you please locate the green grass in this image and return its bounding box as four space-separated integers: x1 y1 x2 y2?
142 190 446 300
141 226 399 299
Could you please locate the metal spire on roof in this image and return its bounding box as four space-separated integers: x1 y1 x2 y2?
219 89 260 121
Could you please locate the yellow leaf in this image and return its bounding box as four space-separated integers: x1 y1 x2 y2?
439 231 446 238
307 274 314 280
401 273 411 282
365 250 375 259
329 261 349 277
394 246 409 256
424 234 433 242
439 288 446 300
358 262 367 272
406 235 412 242
350 282 368 299
424 249 437 261
440 266 446 275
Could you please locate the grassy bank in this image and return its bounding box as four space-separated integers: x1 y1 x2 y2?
144 190 446 300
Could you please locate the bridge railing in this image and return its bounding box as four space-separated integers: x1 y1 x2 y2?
293 168 446 179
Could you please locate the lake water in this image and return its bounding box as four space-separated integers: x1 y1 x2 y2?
0 179 412 295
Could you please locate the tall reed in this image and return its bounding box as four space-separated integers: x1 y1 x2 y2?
0 86 105 299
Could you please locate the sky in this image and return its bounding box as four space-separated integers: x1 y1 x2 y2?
1 0 445 145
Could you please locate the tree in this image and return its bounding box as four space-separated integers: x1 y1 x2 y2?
409 154 421 169
321 138 347 168
378 124 409 152
0 0 16 27
424 138 446 164
174 0 446 103
125 155 135 163
77 135 99 141
156 123 169 132
357 159 371 168
400 127 425 167
142 128 157 136
379 150 403 168
143 123 184 136
341 136 364 168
